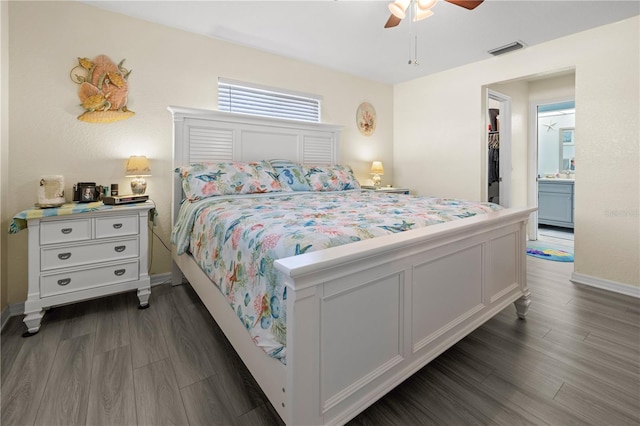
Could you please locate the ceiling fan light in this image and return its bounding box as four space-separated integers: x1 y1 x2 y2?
417 0 438 10
388 0 410 19
414 8 434 21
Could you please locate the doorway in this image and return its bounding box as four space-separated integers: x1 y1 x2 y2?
530 100 575 247
486 89 512 207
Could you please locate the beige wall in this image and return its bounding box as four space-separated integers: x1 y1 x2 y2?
3 3 638 310
1 1 9 312
394 17 639 287
486 79 530 209
3 1 393 305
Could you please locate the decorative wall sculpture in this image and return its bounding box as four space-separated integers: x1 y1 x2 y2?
70 55 134 123
356 102 376 136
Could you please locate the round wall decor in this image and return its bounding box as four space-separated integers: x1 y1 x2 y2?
356 102 377 136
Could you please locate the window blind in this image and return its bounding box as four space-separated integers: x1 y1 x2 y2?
218 78 321 123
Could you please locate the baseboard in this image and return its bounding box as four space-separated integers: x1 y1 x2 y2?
0 302 25 332
0 273 173 331
571 272 640 298
0 305 10 332
151 272 172 287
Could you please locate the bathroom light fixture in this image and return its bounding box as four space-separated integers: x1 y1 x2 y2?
125 155 151 194
370 161 384 187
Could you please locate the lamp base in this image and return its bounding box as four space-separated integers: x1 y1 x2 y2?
130 177 147 195
372 174 382 188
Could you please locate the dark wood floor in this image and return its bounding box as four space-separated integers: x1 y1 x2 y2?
2 257 639 425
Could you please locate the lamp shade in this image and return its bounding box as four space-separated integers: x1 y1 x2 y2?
125 156 151 177
388 0 411 19
417 0 437 10
414 8 434 21
370 161 384 175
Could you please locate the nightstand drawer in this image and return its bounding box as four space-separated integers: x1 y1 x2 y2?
40 237 139 271
40 219 91 245
96 215 138 238
40 260 139 297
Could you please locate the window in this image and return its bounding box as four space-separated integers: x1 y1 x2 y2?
218 78 321 123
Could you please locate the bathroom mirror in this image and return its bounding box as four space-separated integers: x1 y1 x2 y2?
559 127 575 171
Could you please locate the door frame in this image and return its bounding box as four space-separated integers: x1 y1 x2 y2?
486 89 512 208
528 97 575 241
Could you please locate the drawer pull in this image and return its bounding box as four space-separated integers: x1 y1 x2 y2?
57 278 71 286
61 228 73 234
114 269 126 276
58 252 72 260
113 223 123 229
114 245 126 253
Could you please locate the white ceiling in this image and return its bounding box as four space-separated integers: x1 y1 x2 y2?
85 0 639 84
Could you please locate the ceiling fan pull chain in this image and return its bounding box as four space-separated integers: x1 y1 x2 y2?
408 2 420 66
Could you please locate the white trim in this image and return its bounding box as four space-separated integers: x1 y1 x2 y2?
9 302 24 316
1 305 11 331
150 272 172 287
0 302 25 331
528 100 540 241
486 89 512 208
527 97 575 241
571 272 640 298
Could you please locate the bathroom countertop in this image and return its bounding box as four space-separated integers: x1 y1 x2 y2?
539 177 575 182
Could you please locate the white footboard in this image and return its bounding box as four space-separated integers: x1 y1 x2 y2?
275 206 534 425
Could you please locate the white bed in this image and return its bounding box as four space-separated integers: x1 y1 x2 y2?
169 106 535 425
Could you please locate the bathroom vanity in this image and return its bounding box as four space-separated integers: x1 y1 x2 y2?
538 178 574 228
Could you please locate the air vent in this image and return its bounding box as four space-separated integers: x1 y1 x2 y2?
488 41 525 56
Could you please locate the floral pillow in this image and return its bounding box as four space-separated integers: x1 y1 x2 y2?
176 160 285 201
269 160 311 191
302 164 361 191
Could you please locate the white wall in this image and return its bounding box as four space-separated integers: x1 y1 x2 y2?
394 17 639 288
3 2 393 305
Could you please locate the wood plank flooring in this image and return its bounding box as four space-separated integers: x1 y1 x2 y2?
2 257 638 425
537 225 574 249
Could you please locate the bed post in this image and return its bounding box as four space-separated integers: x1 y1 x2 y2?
169 106 186 286
283 281 323 425
514 291 532 319
514 219 532 319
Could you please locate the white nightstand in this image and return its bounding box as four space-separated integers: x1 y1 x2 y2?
21 201 155 335
363 186 410 195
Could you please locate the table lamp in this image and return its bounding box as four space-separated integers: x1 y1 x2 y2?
370 161 384 187
125 155 151 194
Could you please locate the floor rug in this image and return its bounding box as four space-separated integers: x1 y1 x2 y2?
526 241 574 262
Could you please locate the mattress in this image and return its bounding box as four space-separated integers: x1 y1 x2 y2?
171 190 501 363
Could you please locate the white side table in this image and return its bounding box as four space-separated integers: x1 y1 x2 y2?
363 186 410 195
16 201 155 335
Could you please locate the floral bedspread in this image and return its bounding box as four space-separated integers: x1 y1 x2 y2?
171 190 502 364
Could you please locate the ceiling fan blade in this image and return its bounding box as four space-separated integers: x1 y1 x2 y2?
384 14 402 28
445 0 484 10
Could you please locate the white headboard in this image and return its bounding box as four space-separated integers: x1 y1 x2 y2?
168 106 342 224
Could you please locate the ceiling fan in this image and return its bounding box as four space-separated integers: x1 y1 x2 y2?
384 0 484 28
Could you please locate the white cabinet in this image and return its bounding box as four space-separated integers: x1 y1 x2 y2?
23 202 154 334
538 180 574 228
